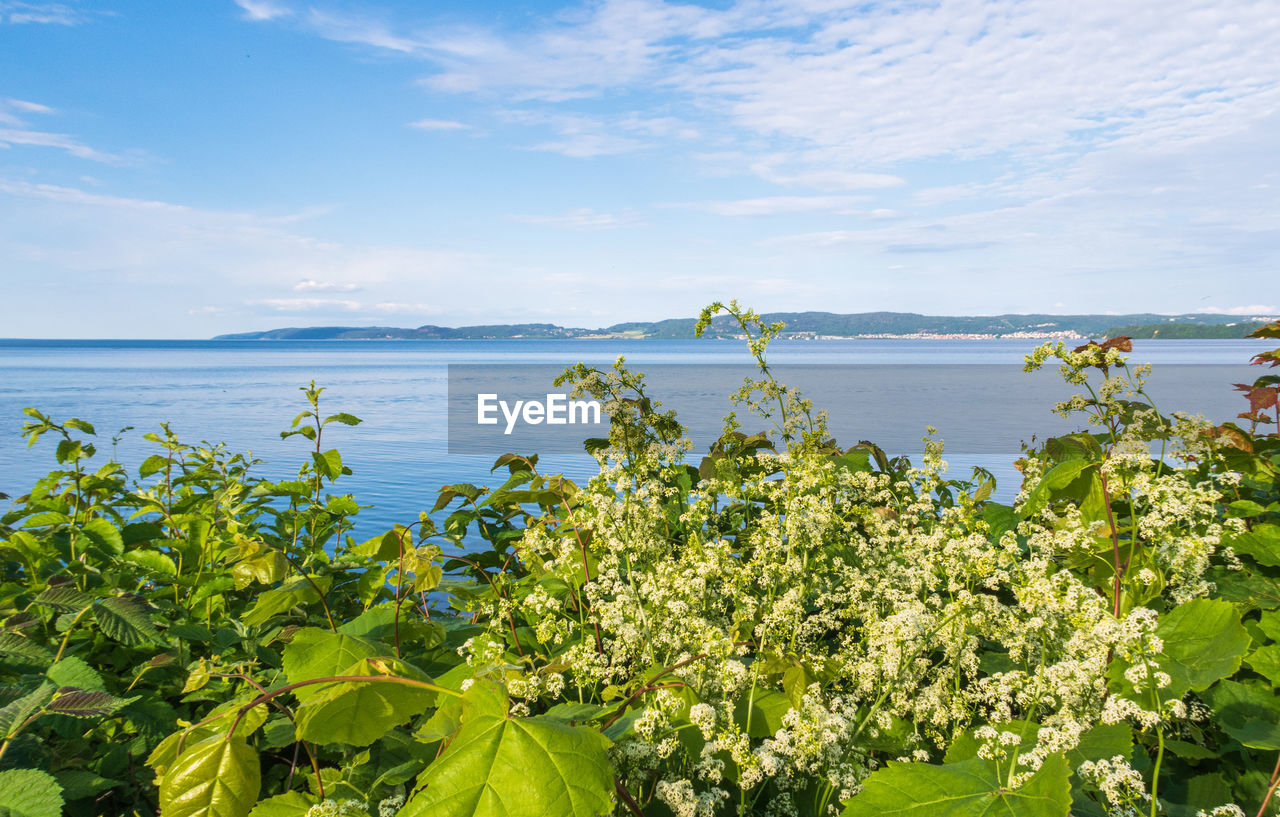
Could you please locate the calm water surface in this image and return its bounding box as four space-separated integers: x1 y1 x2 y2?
0 338 1270 536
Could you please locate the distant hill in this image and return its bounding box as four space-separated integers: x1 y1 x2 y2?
215 311 1273 340
1103 322 1255 339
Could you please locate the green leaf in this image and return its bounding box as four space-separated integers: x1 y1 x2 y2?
242 576 331 627
841 753 1072 817
46 657 105 691
0 683 55 738
734 688 793 738
93 595 159 645
33 585 92 613
1068 723 1133 769
1247 643 1280 685
1227 499 1269 518
46 689 132 718
1020 460 1096 518
159 736 260 817
311 449 344 480
402 713 614 817
1227 524 1280 567
122 549 178 578
82 517 124 557
0 633 54 665
1204 680 1280 750
247 791 317 817
281 628 384 702
0 768 64 817
293 659 437 746
322 412 361 427
52 769 122 801
1156 599 1251 693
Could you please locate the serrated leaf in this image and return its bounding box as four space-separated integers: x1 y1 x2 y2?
0 633 53 665
1226 524 1280 567
322 412 361 427
122 549 178 578
840 753 1071 817
52 769 122 801
293 659 437 746
0 683 55 738
281 628 384 702
93 595 159 645
33 586 91 613
1156 598 1250 693
1247 643 1280 685
159 735 260 817
311 449 343 481
242 576 331 627
46 689 132 717
1204 680 1280 750
401 713 614 817
47 657 105 691
0 768 64 817
247 791 317 817
82 517 124 557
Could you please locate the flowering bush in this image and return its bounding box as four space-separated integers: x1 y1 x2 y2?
1 304 1278 817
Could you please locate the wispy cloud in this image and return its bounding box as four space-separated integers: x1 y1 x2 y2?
669 195 865 217
250 297 362 312
305 8 426 54
233 0 291 22
1 2 90 25
406 118 471 131
293 279 359 292
509 208 644 230
0 97 131 163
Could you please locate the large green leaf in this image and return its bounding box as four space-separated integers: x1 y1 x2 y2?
242 576 331 626
841 753 1072 817
93 595 159 645
402 713 614 817
0 683 55 738
1226 523 1280 567
159 736 260 817
1020 460 1097 519
0 633 53 666
1203 680 1280 750
46 657 105 691
293 659 437 746
1156 599 1250 693
246 791 316 817
0 769 64 817
281 627 384 702
1247 643 1280 685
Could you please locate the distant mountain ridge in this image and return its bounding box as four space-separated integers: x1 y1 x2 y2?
214 311 1274 341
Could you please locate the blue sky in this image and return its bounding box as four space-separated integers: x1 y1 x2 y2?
1 0 1277 337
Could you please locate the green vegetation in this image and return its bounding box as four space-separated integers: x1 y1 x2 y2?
1105 323 1256 340
213 310 1271 340
4 304 1280 817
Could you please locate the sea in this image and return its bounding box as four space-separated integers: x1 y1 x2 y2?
0 338 1272 540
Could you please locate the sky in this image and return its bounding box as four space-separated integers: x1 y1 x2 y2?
0 0 1277 338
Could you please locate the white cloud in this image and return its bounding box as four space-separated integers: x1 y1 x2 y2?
0 128 128 163
305 8 425 54
407 118 470 131
250 297 362 312
233 0 291 22
371 302 441 315
293 279 359 292
0 97 130 163
1 2 88 25
670 195 865 217
509 208 644 230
